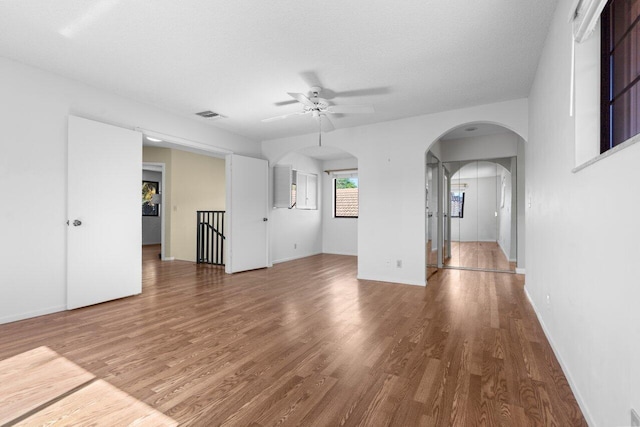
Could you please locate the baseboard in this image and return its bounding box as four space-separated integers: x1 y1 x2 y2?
0 305 66 325
515 268 526 275
322 250 357 257
524 287 595 427
272 252 322 265
356 274 426 287
163 257 175 261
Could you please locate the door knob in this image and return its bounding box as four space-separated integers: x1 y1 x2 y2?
73 219 82 226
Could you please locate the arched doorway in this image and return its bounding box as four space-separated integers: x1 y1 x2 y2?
270 145 359 264
425 122 525 277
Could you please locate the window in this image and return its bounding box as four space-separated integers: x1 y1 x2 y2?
296 172 317 210
334 177 358 218
601 0 640 153
450 192 465 218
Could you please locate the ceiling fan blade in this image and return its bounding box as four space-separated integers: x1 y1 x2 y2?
288 92 317 109
326 105 375 114
261 111 307 122
334 87 391 98
319 115 335 132
299 71 323 89
273 99 299 107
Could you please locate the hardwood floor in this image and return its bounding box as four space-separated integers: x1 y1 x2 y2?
0 246 585 426
444 241 516 272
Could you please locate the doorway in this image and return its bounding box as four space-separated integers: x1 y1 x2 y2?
443 158 516 272
142 163 165 262
425 123 524 276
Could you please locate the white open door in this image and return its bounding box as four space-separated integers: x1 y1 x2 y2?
67 116 142 310
225 154 269 273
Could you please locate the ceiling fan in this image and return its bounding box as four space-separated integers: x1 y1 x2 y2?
262 86 375 145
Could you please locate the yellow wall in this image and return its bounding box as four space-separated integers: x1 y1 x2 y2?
170 150 225 262
143 147 225 262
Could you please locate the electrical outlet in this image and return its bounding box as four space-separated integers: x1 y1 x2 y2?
631 408 640 427
396 260 402 268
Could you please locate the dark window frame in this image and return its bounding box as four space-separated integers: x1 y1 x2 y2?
334 177 359 219
450 191 465 219
601 0 640 153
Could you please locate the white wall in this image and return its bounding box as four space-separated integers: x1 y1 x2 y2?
527 0 640 425
262 98 528 286
142 170 162 245
450 176 497 242
0 56 260 324
270 152 322 263
439 132 519 161
322 157 358 256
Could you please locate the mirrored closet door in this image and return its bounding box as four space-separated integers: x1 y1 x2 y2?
439 157 517 273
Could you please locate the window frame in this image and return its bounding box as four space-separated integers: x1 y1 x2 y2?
333 177 359 219
600 0 640 153
450 191 465 219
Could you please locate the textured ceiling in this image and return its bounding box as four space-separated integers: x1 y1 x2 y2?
0 1 558 142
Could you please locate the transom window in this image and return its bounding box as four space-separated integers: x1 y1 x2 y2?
601 0 640 152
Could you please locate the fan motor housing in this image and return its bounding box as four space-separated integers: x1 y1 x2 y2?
305 98 329 111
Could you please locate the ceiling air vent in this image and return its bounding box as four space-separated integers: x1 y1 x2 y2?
195 110 220 119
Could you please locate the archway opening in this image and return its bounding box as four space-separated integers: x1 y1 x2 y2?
270 145 358 264
425 122 525 278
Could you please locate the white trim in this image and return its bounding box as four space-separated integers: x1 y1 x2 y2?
137 128 233 158
524 287 595 427
272 252 323 264
0 305 66 325
357 274 426 287
322 250 358 257
164 257 175 261
573 132 640 173
515 268 526 275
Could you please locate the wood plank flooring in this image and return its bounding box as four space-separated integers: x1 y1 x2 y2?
0 245 585 426
444 241 516 272
0 345 177 426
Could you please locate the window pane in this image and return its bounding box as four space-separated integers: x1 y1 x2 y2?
611 84 640 146
611 22 640 99
335 178 358 217
450 192 464 218
612 0 640 47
